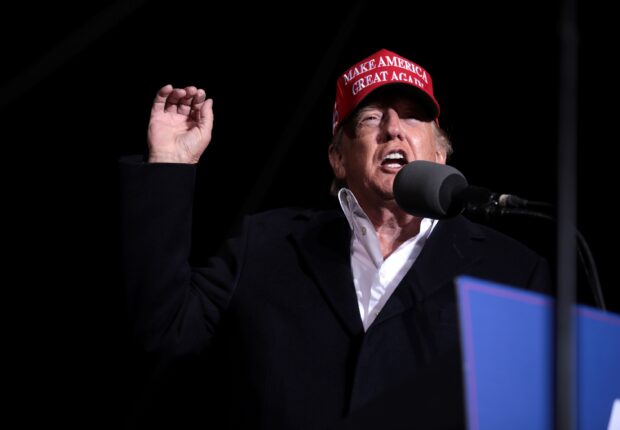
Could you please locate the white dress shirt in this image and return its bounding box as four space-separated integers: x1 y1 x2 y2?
337 188 437 331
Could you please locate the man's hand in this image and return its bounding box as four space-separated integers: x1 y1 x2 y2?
147 85 214 164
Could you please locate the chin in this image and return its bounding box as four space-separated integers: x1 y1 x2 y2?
380 178 396 196
377 188 395 201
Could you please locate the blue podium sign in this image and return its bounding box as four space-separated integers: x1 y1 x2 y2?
456 276 620 430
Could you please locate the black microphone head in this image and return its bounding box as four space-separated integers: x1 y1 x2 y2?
393 160 468 219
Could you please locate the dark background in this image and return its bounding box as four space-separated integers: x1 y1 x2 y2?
4 0 617 427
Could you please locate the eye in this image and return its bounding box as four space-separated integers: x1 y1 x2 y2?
358 111 383 127
402 117 422 125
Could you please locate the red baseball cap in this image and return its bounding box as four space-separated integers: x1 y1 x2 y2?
332 48 440 133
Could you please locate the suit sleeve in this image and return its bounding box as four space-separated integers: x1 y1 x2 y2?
119 157 246 358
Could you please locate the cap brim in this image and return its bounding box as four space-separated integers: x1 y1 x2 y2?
356 83 439 121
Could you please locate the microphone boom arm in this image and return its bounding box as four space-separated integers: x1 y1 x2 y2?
466 203 606 311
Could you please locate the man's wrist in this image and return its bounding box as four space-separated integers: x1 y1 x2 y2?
148 152 197 164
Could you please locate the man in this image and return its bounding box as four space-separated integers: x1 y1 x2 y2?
121 48 551 429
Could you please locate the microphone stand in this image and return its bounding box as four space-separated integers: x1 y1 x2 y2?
556 0 579 428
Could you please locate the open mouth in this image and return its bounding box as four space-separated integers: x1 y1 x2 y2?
381 150 407 170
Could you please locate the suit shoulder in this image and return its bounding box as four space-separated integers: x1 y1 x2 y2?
246 207 342 232
455 216 544 260
437 216 552 293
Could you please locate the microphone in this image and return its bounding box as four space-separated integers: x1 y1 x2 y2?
392 160 530 219
393 161 607 310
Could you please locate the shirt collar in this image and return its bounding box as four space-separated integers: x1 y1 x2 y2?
337 188 368 231
337 187 437 240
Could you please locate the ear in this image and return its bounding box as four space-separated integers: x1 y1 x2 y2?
328 143 346 180
435 149 447 164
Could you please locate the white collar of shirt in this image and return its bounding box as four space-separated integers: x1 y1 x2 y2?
337 188 437 330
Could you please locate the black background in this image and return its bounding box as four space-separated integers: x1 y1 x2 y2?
4 1 618 427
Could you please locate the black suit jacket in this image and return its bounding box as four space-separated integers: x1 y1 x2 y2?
121 160 551 429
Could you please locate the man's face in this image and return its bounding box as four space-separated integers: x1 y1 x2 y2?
329 92 446 209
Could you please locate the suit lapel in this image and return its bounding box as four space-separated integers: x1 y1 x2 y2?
373 216 485 326
291 211 364 336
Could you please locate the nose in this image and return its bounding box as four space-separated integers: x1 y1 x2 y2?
383 108 404 141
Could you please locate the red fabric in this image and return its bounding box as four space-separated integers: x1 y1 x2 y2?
333 48 440 133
